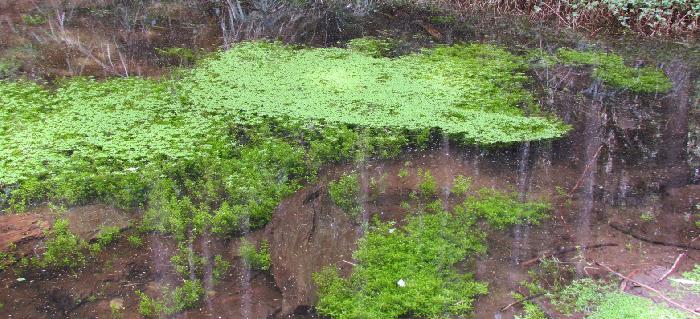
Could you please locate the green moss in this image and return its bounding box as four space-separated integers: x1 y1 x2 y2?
170 244 205 277
550 278 614 314
557 48 672 93
546 277 686 319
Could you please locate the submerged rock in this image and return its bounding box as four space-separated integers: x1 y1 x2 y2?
265 184 360 316
62 204 131 241
0 213 49 253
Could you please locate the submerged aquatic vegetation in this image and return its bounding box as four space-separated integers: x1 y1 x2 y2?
462 188 550 229
239 239 271 271
136 279 204 317
35 219 87 270
557 48 672 93
529 274 686 319
588 292 686 319
1 41 568 214
314 210 488 319
328 172 362 219
314 189 551 319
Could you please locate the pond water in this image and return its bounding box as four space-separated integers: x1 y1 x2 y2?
0 1 699 319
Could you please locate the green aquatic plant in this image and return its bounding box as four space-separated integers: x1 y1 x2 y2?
171 279 204 313
417 169 437 198
139 138 309 238
36 219 87 270
588 292 686 319
212 254 231 281
313 209 488 319
136 290 162 317
90 226 122 254
127 235 143 248
0 42 569 213
346 37 395 58
183 42 568 145
239 239 271 271
462 188 551 229
136 279 204 317
170 244 206 277
314 190 551 319
328 172 362 219
557 48 672 93
0 243 17 271
451 174 472 196
21 14 46 26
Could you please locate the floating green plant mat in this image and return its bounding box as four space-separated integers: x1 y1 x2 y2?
0 78 220 187
182 42 568 144
557 48 672 93
1 42 569 196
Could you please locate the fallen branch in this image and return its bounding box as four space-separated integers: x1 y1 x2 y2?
341 259 357 266
657 235 699 283
657 252 687 283
522 243 618 266
500 293 544 312
595 262 699 316
609 222 700 250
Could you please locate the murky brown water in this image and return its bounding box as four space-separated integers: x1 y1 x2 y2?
1 1 699 318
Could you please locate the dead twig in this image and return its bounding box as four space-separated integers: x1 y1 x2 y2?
500 293 544 312
341 259 356 266
609 222 700 250
657 235 699 283
522 243 618 266
595 262 699 316
657 252 687 283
